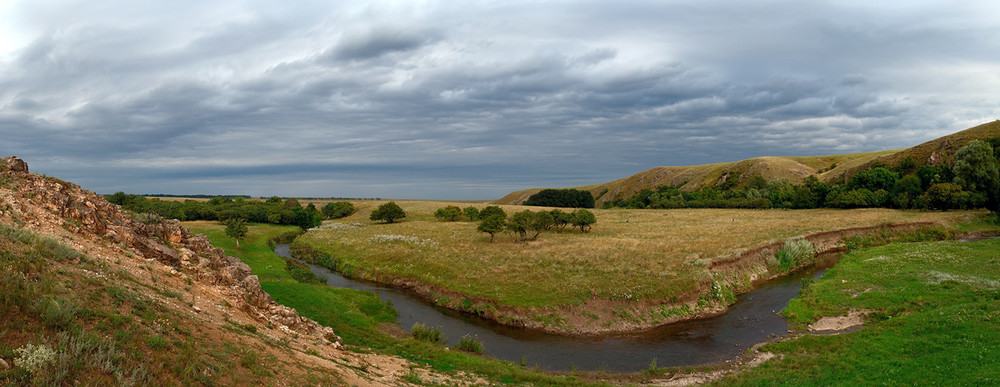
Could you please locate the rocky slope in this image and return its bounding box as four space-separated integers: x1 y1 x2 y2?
0 156 474 385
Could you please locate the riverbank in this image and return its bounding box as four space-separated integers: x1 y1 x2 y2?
291 205 983 335
712 236 1000 385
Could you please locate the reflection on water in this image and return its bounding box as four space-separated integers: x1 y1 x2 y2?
275 244 827 373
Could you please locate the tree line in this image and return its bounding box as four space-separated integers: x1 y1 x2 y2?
106 193 357 229
434 205 596 242
605 139 1000 214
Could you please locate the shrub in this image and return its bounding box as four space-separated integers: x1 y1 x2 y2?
463 206 480 220
434 206 462 221
37 297 77 329
571 209 596 233
776 238 815 272
411 323 444 343
321 201 355 219
453 335 484 354
370 202 406 223
14 343 56 374
285 258 323 284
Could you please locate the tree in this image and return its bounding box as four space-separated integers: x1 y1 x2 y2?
571 209 596 233
953 140 1000 211
370 202 406 223
434 206 463 221
477 213 505 243
322 201 356 219
463 206 480 220
478 206 506 220
524 189 595 208
550 209 573 230
224 218 248 248
921 183 966 210
848 167 899 192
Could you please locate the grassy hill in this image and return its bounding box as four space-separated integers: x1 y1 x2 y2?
496 121 1000 205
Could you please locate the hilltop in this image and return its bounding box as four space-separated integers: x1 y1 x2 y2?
496 121 1000 205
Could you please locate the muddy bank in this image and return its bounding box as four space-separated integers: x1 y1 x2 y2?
291 222 954 336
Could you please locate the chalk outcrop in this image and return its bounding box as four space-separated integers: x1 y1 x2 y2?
0 156 339 344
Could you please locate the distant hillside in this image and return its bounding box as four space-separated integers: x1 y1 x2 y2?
496 121 1000 205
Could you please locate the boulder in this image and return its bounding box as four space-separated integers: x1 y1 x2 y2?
1 156 28 173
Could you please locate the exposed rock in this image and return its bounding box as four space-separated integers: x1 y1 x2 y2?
1 156 28 173
0 357 9 370
928 151 942 165
0 157 342 345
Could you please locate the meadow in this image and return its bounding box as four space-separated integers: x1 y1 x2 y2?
293 200 979 332
715 237 1000 385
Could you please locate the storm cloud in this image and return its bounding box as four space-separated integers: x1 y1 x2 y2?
1 1 998 199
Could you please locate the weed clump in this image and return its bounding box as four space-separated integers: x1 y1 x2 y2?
411 323 444 343
453 335 484 354
776 238 815 272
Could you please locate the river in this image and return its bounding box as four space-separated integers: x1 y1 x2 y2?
275 243 826 373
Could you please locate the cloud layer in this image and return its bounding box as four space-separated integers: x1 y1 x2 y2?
1 1 998 199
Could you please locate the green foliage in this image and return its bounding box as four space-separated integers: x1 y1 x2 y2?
550 209 573 230
476 213 506 242
524 189 595 208
727 239 1000 385
224 218 248 247
107 192 321 228
321 201 355 219
369 202 406 223
434 206 463 221
410 323 444 343
953 140 1000 211
285 258 323 284
37 296 78 330
921 183 969 210
848 167 899 192
775 238 815 272
571 209 596 233
478 205 506 220
453 335 484 354
463 206 480 220
506 210 554 242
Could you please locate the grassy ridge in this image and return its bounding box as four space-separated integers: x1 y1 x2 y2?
717 238 1000 385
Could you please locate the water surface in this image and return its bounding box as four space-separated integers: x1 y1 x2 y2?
275 244 824 373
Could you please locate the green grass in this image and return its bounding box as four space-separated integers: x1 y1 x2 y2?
717 238 1000 385
185 221 600 386
294 203 977 330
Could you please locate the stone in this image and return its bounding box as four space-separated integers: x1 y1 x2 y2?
1 156 28 173
0 357 9 370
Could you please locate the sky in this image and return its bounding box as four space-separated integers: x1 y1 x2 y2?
1 1 998 199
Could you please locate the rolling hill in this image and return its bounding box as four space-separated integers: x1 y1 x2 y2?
496 120 1000 206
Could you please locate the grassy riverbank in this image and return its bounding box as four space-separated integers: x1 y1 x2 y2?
293 202 978 332
184 221 603 386
715 237 1000 385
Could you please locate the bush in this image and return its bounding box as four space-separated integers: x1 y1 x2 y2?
776 238 815 272
453 335 484 354
37 297 77 330
321 201 355 219
411 323 444 343
370 202 406 223
14 343 56 374
285 258 323 284
463 206 480 220
434 206 462 221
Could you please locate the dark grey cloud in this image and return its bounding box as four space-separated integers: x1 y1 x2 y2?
1 1 998 199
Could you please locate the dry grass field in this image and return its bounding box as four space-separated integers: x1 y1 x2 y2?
295 201 979 310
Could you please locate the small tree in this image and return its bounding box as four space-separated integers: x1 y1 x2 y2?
479 206 506 220
463 206 480 220
477 214 505 243
434 206 463 221
953 140 1000 211
571 209 596 233
370 202 407 223
322 201 356 219
225 218 248 248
